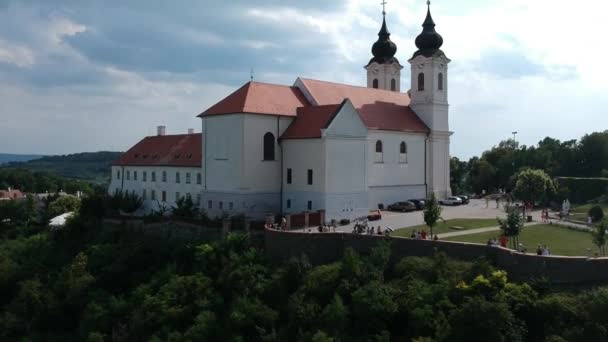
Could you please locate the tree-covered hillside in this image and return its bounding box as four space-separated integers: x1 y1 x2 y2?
3 195 608 341
1 151 122 184
451 130 608 199
0 153 44 165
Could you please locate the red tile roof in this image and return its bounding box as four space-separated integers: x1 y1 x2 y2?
0 189 25 200
112 133 202 167
280 103 342 139
199 81 310 117
298 78 429 133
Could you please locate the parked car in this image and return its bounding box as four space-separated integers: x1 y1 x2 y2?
455 195 470 204
367 209 382 221
387 201 417 212
439 196 463 206
408 199 426 210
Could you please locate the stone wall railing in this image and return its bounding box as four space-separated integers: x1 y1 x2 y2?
265 229 608 284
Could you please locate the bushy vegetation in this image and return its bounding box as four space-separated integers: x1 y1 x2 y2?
451 130 608 202
2 201 608 340
1 151 122 184
589 205 605 223
0 168 96 195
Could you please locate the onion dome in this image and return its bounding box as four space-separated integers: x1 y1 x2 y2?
412 1 446 59
366 14 399 66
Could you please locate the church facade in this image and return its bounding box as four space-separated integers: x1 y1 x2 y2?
109 3 452 223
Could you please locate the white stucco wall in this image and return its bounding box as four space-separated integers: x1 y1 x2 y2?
368 131 426 186
322 100 370 221
201 113 293 219
203 114 243 191
427 131 452 199
365 62 403 92
367 131 428 208
241 114 292 192
409 55 450 132
282 139 326 214
324 138 369 221
109 165 203 212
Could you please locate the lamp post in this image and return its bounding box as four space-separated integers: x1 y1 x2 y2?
512 131 518 142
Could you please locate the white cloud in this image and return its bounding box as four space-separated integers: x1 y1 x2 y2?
0 39 35 66
1 0 606 158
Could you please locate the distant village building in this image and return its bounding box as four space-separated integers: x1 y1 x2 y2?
109 3 452 222
0 188 25 201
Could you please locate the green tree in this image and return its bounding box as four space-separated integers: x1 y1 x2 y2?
498 206 525 250
592 219 608 256
513 169 555 207
589 205 605 223
423 193 442 237
48 195 81 217
450 157 468 194
172 196 199 218
469 158 497 194
120 191 143 214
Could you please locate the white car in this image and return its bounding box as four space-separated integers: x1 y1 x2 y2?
439 196 463 206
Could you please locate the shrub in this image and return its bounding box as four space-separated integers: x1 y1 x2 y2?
48 195 81 217
589 205 605 223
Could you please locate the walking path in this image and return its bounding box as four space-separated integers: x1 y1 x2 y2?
438 221 542 239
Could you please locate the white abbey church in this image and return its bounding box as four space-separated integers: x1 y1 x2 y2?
109 3 452 222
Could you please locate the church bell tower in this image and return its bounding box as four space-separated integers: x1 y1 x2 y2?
365 3 403 92
408 1 452 199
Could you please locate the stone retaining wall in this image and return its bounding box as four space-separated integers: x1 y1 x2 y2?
265 229 608 284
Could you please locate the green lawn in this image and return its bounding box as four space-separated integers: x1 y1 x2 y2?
567 203 607 223
392 218 499 237
444 224 597 256
570 203 608 214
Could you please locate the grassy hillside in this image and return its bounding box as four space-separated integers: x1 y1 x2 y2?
1 151 122 184
0 153 44 165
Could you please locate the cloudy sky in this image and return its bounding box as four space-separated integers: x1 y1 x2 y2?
1 0 606 159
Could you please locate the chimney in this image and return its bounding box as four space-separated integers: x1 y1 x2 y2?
188 128 194 134
157 125 166 136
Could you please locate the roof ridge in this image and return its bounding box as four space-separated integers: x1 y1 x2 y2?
299 77 408 95
144 133 202 138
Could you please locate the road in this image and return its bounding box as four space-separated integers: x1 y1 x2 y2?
325 198 515 233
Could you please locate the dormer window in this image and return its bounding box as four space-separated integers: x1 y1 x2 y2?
418 73 425 91
373 79 379 89
438 72 444 90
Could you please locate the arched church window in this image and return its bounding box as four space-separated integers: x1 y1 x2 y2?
263 132 275 161
373 79 379 89
375 140 383 163
391 78 396 91
438 72 444 90
418 73 425 91
399 141 408 163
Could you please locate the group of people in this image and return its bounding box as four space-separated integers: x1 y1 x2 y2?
540 208 551 223
317 224 337 233
536 244 551 256
487 236 509 248
409 230 439 241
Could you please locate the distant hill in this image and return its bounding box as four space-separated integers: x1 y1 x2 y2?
0 153 44 165
1 151 123 184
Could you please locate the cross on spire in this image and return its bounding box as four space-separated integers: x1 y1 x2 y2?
381 0 387 15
